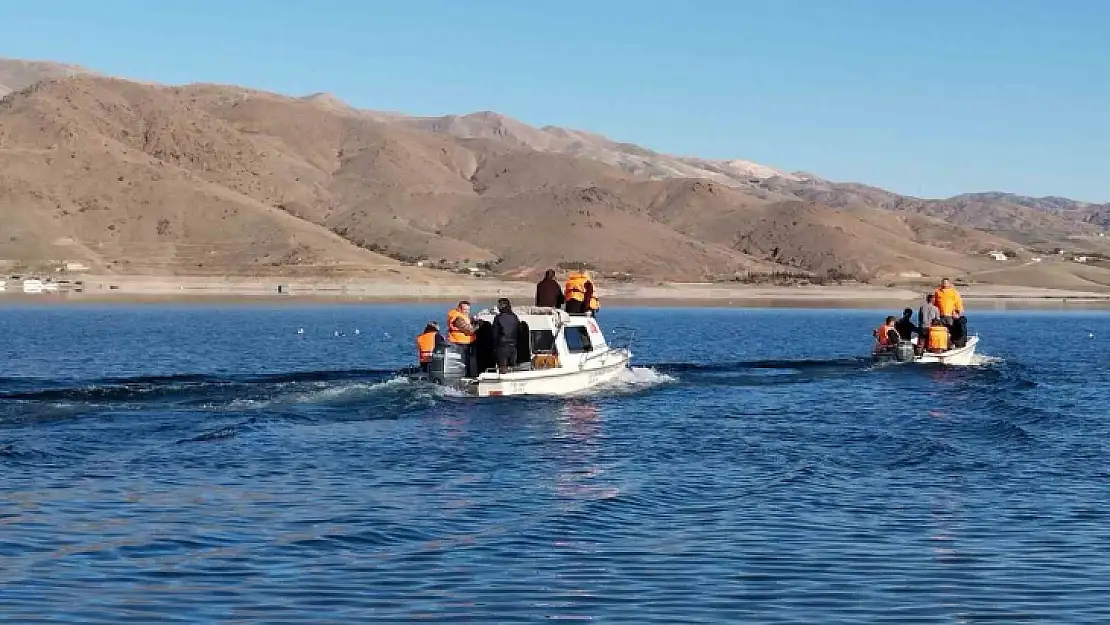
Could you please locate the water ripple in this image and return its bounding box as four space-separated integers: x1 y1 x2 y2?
2 306 1110 622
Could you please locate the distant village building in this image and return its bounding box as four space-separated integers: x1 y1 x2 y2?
987 251 1008 261
64 261 89 272
1074 256 1090 263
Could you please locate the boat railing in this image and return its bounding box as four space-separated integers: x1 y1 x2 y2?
577 326 635 368
603 325 636 352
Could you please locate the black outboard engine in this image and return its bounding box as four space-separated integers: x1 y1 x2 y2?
429 343 467 384
894 341 916 362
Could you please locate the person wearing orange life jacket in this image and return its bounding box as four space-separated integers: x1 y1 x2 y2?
415 321 445 372
933 278 964 326
933 277 970 347
563 269 597 315
587 287 600 317
872 315 899 351
446 300 476 344
446 300 478 377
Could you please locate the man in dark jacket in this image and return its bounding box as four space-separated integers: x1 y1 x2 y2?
894 308 916 341
535 269 565 308
492 298 521 373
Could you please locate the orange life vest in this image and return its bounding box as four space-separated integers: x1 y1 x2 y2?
875 323 897 346
588 291 599 312
933 287 963 317
416 331 437 363
564 272 589 302
926 325 950 352
446 309 474 344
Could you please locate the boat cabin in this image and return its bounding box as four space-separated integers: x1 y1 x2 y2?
468 306 609 375
425 307 609 382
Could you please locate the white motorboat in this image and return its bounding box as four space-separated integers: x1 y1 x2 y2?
412 306 633 397
872 335 980 366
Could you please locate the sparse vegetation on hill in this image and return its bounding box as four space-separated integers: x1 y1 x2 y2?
2 57 1110 288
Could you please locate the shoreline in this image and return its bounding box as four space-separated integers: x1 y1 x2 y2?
3 275 1110 309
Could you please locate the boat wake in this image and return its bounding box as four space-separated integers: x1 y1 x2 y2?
563 366 677 397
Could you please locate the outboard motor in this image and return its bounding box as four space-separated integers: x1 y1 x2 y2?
429 342 467 384
894 342 916 362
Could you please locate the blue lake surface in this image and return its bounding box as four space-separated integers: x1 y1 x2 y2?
1 303 1109 623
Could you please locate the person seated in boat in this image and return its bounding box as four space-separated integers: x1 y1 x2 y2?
415 321 445 373
447 300 478 376
492 297 520 373
894 308 916 342
872 315 899 351
933 278 964 327
535 269 565 309
564 268 596 315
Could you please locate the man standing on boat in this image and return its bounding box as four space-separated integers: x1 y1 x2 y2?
933 278 964 327
535 269 565 308
564 268 597 315
917 293 940 354
918 293 940 331
447 300 478 377
492 298 520 373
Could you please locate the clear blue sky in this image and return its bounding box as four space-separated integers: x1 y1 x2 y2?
3 0 1109 201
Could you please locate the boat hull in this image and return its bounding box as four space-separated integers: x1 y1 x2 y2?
872 335 980 366
914 335 979 365
474 349 631 397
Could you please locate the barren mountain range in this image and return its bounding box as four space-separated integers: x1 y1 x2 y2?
3 57 1109 287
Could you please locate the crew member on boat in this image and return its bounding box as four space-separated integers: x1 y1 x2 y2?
933 278 969 347
447 300 478 376
918 293 940 332
933 278 964 326
535 269 565 309
917 293 940 354
492 297 520 373
873 315 899 349
894 308 916 341
564 269 597 315
415 321 445 372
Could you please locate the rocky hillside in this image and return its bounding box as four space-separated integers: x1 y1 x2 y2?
0 58 93 97
0 56 1105 284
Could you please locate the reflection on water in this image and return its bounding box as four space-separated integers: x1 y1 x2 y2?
554 401 616 505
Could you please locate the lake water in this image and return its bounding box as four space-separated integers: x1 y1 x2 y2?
1 304 1108 623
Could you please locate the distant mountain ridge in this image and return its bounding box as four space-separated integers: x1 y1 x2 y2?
2 56 1109 290
0 58 93 97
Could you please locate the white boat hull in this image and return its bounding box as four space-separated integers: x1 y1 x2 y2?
914 335 979 366
474 348 631 397
872 335 980 366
